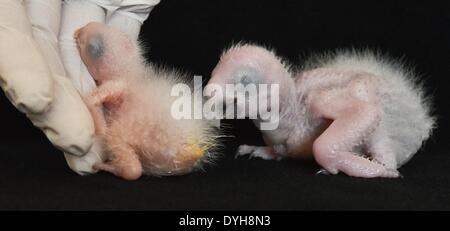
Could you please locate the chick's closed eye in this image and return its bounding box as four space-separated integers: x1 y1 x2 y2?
87 35 105 59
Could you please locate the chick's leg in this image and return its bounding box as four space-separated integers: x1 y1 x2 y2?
84 81 126 107
94 143 142 180
311 78 399 178
313 108 398 177
83 81 126 135
83 94 107 136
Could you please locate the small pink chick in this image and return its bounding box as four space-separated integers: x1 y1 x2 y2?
75 22 218 180
208 44 435 178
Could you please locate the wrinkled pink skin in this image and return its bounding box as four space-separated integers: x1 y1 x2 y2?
209 45 400 178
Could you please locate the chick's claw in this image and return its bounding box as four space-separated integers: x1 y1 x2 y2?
236 145 281 160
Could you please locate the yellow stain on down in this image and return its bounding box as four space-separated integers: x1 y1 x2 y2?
176 138 206 164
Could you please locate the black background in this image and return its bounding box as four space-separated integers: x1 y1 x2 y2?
0 0 449 210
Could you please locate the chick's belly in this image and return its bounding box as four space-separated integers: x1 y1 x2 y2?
286 140 314 159
285 124 329 159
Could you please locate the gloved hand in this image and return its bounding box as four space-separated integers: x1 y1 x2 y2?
0 0 160 175
59 0 160 174
0 0 95 157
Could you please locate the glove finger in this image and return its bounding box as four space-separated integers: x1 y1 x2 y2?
64 140 104 175
23 0 95 156
28 75 95 156
59 0 105 94
25 0 65 76
0 0 53 114
107 12 142 41
58 0 107 167
105 0 160 40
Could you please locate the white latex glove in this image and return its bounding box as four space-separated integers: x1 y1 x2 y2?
0 0 95 157
59 0 160 174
